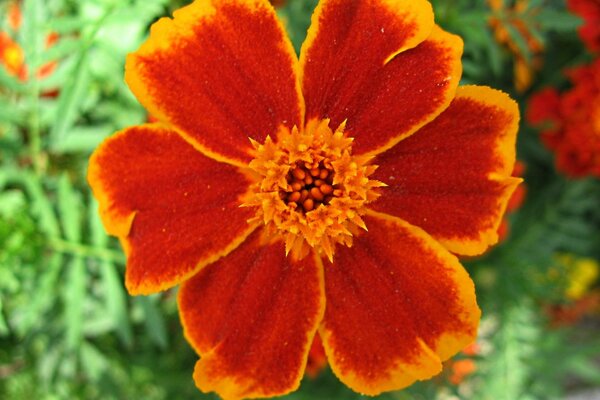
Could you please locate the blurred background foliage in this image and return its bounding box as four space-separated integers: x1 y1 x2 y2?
0 0 599 399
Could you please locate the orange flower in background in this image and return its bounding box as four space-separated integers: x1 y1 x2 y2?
488 0 544 92
441 342 480 386
0 1 59 82
528 59 600 177
0 31 26 80
568 0 600 53
88 0 520 398
8 1 21 30
546 256 600 327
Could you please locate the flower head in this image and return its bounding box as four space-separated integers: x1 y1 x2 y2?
0 31 26 80
88 0 520 398
528 59 600 177
568 0 600 53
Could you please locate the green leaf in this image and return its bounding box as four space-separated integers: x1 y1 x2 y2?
38 342 63 385
37 37 84 65
137 295 168 349
0 63 27 93
64 256 86 351
0 99 25 124
0 299 9 336
17 252 63 335
51 125 111 153
48 51 91 150
80 341 109 381
89 197 132 347
57 174 87 350
536 10 582 32
22 173 61 237
57 174 81 242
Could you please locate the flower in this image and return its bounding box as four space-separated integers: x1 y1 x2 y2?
568 0 600 53
488 0 544 92
0 1 59 82
88 0 520 398
8 1 21 30
440 342 480 386
545 255 600 327
0 31 26 80
527 59 600 177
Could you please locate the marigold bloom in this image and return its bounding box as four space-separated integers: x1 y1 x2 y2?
568 0 600 52
88 0 520 398
528 59 600 177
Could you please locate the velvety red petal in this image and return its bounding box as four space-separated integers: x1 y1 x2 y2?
300 0 462 156
320 212 480 395
371 86 521 256
126 0 303 166
87 124 257 295
178 231 325 399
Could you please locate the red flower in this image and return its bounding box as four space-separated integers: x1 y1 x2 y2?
568 0 600 53
527 59 600 177
88 0 520 398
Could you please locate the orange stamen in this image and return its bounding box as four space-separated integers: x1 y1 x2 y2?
243 119 386 261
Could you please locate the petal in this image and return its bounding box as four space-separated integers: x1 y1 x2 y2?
87 124 257 295
300 0 463 156
178 231 325 399
371 85 521 256
320 211 480 395
125 0 303 167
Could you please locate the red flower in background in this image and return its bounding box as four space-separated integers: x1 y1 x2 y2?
89 0 520 398
568 0 600 53
528 59 600 177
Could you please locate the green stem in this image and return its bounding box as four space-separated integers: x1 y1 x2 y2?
48 238 125 264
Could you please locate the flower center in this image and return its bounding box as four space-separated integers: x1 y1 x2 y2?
243 119 385 262
282 162 337 213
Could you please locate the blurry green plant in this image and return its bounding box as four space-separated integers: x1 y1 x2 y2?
1 0 599 399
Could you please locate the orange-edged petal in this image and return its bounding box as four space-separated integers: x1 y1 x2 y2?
178 230 325 400
125 0 303 167
300 0 463 156
320 211 480 395
88 124 257 295
371 85 521 256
